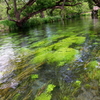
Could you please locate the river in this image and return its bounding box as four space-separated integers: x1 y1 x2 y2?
0 16 100 100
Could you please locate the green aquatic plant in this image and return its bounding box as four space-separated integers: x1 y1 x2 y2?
31 74 39 79
31 35 85 66
73 80 81 88
33 47 79 66
30 39 48 48
46 84 56 93
35 92 52 100
85 61 100 80
87 69 100 80
86 60 98 71
50 36 85 50
84 84 91 89
30 35 85 49
63 96 75 100
34 84 56 100
13 93 20 100
48 47 79 66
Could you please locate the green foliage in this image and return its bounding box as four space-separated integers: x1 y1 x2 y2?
26 16 61 27
1 0 91 28
36 0 56 9
81 2 90 13
31 74 39 79
0 3 7 19
0 20 16 29
35 84 56 100
87 0 94 9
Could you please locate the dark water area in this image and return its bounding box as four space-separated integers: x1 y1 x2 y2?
1 17 100 100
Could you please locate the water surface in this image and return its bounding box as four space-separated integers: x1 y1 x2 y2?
0 17 100 100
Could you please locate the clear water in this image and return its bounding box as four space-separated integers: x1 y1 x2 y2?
0 17 100 100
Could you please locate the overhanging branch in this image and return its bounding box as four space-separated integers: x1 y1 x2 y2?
20 2 81 23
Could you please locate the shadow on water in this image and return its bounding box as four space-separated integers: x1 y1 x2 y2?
1 17 100 100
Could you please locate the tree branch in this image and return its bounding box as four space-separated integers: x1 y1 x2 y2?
5 0 11 20
20 2 81 23
5 0 82 27
13 0 20 20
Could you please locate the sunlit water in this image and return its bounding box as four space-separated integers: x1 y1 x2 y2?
0 17 100 100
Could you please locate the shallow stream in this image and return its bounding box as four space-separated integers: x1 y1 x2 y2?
0 17 100 100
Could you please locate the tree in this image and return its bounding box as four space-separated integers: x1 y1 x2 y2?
92 0 100 7
87 0 100 18
3 0 82 28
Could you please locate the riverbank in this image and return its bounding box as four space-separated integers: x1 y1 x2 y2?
0 13 91 31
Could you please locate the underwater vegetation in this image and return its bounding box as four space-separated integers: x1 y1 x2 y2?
30 35 85 67
4 33 85 100
34 84 56 100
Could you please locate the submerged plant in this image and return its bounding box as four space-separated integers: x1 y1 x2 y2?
73 80 81 88
31 35 85 66
84 61 100 80
34 84 56 100
86 60 98 71
13 93 20 100
31 74 39 79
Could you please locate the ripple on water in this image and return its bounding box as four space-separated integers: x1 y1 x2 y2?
0 37 18 89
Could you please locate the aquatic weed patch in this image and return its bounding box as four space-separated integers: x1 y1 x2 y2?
34 84 56 100
31 35 85 66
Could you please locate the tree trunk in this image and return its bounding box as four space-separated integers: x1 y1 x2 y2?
40 11 45 18
91 10 98 19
